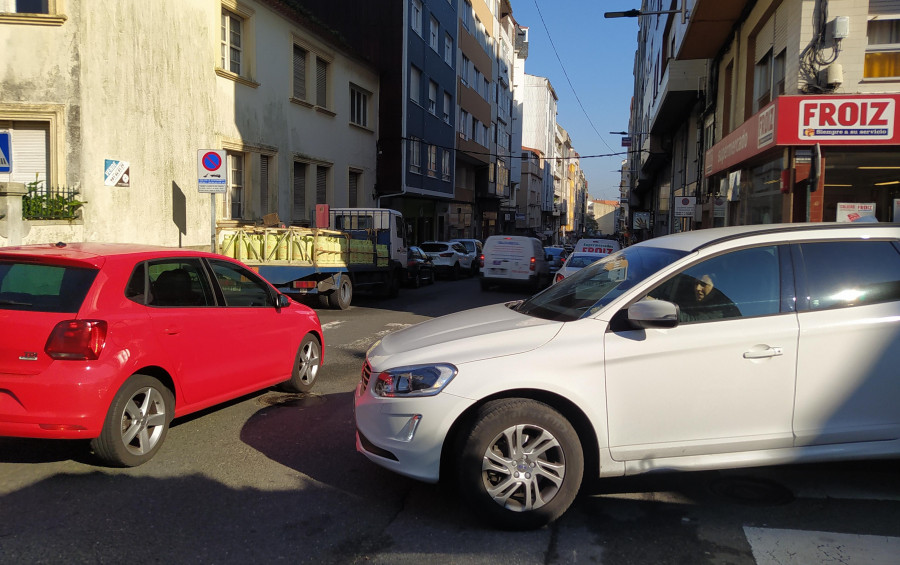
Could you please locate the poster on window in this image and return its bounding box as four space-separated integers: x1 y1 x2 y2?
727 170 741 201
713 196 727 218
836 202 876 223
633 211 651 231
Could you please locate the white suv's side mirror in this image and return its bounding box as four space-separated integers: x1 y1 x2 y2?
629 299 679 328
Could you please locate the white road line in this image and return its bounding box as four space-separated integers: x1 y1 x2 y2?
321 321 345 330
341 324 413 350
745 527 900 565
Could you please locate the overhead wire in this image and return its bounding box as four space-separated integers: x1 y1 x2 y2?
531 0 618 155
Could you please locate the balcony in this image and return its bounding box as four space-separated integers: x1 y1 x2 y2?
648 58 708 133
678 0 752 60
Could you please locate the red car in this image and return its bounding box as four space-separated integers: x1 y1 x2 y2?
0 242 324 467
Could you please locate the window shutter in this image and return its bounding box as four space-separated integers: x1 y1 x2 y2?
316 58 327 106
10 123 49 186
293 45 307 99
349 171 359 207
870 0 900 15
260 155 269 214
293 162 306 221
755 17 774 62
316 167 327 204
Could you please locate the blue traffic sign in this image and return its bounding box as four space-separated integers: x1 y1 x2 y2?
0 132 10 174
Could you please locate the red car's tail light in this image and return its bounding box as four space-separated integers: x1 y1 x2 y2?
530 257 536 271
45 320 108 360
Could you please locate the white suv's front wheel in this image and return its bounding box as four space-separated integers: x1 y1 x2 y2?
456 398 584 530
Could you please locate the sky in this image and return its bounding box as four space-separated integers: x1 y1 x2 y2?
510 0 640 202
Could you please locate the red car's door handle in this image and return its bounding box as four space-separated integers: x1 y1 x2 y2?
164 326 182 335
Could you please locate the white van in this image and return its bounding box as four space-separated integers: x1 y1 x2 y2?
572 238 620 255
480 235 551 292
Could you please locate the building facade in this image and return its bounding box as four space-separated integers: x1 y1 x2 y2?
623 0 900 240
1 0 380 247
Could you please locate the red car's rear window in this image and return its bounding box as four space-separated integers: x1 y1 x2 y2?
0 261 98 313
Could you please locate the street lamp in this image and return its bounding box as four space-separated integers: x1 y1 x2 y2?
609 131 650 135
604 3 688 24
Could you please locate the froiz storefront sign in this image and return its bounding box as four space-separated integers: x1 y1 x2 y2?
799 98 894 140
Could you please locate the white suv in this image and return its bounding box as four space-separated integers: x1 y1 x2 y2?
355 223 900 530
420 241 474 280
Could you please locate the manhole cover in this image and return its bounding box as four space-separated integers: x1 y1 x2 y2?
257 392 326 409
709 476 794 506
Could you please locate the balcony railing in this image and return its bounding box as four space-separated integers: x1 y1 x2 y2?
22 181 84 220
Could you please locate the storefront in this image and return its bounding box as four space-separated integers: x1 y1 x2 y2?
704 94 900 224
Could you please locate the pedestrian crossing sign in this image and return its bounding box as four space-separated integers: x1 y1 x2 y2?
0 132 10 173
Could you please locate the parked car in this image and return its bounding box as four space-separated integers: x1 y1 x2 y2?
354 222 900 530
479 235 551 292
450 238 484 275
420 241 475 280
554 251 607 283
404 246 435 288
0 242 324 467
544 246 568 274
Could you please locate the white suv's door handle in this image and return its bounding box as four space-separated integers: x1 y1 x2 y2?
743 347 783 359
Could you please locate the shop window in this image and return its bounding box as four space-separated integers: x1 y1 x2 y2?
865 18 900 78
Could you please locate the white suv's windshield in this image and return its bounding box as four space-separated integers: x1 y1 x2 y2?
514 246 688 321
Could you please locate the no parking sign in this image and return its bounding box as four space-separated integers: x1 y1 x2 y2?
198 150 227 193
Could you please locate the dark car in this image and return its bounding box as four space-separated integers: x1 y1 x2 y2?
404 246 435 288
544 246 568 274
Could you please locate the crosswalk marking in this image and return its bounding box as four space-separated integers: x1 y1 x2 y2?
745 527 900 565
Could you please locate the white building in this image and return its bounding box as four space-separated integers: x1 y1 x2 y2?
0 0 379 248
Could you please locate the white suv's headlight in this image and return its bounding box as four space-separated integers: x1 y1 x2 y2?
372 364 457 397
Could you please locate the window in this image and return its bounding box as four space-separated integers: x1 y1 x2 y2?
442 150 451 181
471 118 479 142
459 109 470 137
348 170 361 207
409 137 421 173
316 165 329 204
208 260 273 307
483 77 490 101
474 68 483 94
461 55 471 84
753 50 772 112
8 0 49 13
444 34 453 65
221 8 243 75
410 65 421 104
427 145 437 177
647 246 781 322
411 0 422 36
865 18 900 78
773 50 786 96
228 152 244 219
293 162 307 223
146 260 213 307
443 92 452 123
315 57 328 107
293 45 307 100
428 81 437 114
798 241 900 310
350 84 369 127
430 17 439 51
462 0 473 31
